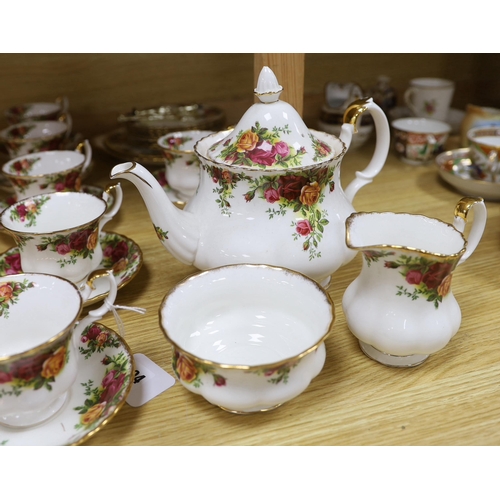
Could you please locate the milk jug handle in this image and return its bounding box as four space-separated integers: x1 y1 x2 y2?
453 197 487 265
342 98 391 203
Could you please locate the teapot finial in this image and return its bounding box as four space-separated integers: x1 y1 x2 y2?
255 66 283 103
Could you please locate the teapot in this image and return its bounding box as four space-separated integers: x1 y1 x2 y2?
110 67 391 286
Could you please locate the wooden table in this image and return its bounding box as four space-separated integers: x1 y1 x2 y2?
2 135 499 446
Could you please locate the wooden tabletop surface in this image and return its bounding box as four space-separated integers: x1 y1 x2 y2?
1 134 499 446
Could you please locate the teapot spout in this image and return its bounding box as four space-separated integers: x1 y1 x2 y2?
110 162 199 265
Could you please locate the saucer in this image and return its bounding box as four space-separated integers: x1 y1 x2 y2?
435 147 500 201
93 128 164 167
0 322 134 446
0 231 143 306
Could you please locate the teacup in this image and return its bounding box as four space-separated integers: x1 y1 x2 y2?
392 117 451 165
404 77 455 122
466 126 500 179
0 269 118 427
160 264 334 414
157 130 214 202
1 140 92 200
5 97 69 125
0 118 71 159
0 184 123 284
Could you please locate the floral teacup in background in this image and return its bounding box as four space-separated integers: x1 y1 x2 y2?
0 118 70 159
5 97 69 125
1 140 92 201
0 184 122 284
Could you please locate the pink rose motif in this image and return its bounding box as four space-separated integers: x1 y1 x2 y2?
16 204 28 220
296 220 312 236
0 371 13 384
100 372 125 403
264 187 280 203
55 182 65 192
5 253 21 274
247 141 277 166
56 243 71 255
102 370 118 387
275 141 290 158
406 270 423 285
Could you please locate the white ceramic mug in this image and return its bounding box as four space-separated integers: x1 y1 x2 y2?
157 130 214 202
1 140 92 201
0 269 118 428
392 117 451 165
404 78 455 122
0 183 123 284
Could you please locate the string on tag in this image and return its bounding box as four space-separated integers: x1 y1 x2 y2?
104 299 147 338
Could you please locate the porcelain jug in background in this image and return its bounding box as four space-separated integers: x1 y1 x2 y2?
342 197 487 367
110 66 391 287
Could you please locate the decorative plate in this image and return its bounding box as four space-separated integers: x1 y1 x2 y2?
0 231 143 305
0 322 134 446
435 147 500 201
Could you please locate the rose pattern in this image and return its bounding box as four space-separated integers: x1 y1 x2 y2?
32 222 99 268
0 278 34 318
8 195 49 228
0 337 70 398
79 323 121 359
73 350 131 431
362 250 457 309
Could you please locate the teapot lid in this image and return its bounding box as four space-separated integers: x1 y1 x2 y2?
207 66 335 169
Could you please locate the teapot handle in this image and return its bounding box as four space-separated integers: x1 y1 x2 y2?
75 139 93 177
341 98 390 203
453 197 487 265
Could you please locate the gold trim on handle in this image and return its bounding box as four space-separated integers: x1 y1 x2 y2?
343 97 371 133
454 196 484 221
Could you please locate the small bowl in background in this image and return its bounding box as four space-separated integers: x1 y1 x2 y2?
159 264 334 414
391 117 451 165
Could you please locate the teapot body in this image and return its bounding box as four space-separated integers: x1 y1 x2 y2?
189 130 356 285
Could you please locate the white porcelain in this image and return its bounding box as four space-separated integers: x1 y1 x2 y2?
342 197 487 367
404 77 455 122
160 264 334 413
0 321 133 445
0 184 123 284
436 148 500 201
157 130 214 202
110 66 391 287
466 126 500 177
0 231 143 306
0 269 118 428
0 119 70 159
1 140 92 199
392 117 451 165
5 97 69 125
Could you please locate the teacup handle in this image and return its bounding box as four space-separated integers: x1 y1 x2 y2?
75 139 93 177
55 96 69 114
99 182 123 231
340 98 390 203
453 197 487 265
404 87 418 116
58 113 73 138
74 269 118 341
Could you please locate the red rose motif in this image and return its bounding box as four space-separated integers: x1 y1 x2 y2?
110 241 129 262
278 175 308 201
16 204 28 218
12 353 50 381
86 325 102 341
69 230 89 251
246 141 277 166
422 262 453 290
296 220 312 236
5 253 21 274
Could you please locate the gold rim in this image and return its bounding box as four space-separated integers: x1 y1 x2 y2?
0 273 83 363
159 263 335 371
345 211 467 259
